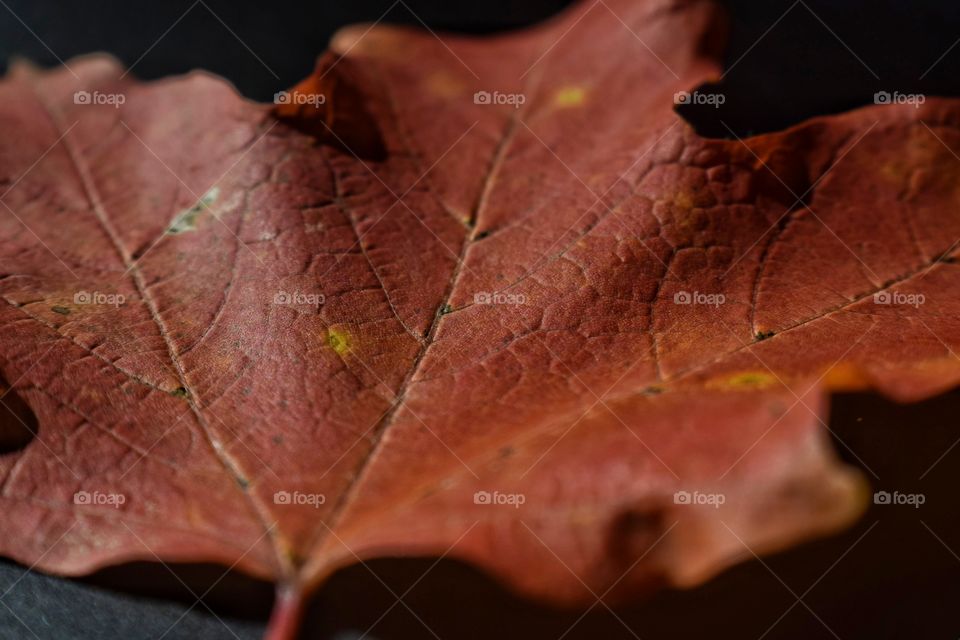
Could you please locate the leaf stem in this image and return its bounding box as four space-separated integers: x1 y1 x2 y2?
265 584 305 640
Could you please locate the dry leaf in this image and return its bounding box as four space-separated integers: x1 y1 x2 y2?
1 0 958 637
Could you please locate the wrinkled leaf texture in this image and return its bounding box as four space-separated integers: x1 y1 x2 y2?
1 0 959 637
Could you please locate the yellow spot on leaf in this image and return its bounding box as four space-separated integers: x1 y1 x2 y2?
427 72 467 99
327 327 352 355
822 362 869 391
671 185 715 211
553 86 586 108
710 371 778 390
672 191 694 210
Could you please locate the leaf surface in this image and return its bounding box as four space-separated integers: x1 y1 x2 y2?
1 0 959 635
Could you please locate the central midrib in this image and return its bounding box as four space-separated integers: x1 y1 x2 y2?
309 80 534 567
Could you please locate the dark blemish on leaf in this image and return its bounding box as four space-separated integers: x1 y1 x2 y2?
475 229 491 241
607 508 664 564
242 387 252 396
0 378 37 454
642 386 663 396
439 304 453 315
499 445 514 459
939 254 957 264
236 476 249 490
51 306 70 315
272 435 283 445
171 387 189 398
755 330 775 341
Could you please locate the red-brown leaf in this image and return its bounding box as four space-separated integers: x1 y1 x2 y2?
1 0 958 637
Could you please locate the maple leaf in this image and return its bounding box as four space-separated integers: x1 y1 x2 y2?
2 0 960 637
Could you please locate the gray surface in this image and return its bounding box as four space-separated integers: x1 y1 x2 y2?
0 562 262 640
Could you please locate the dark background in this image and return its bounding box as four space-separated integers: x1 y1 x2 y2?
2 1 960 638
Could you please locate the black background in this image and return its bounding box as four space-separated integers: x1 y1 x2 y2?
2 1 960 638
